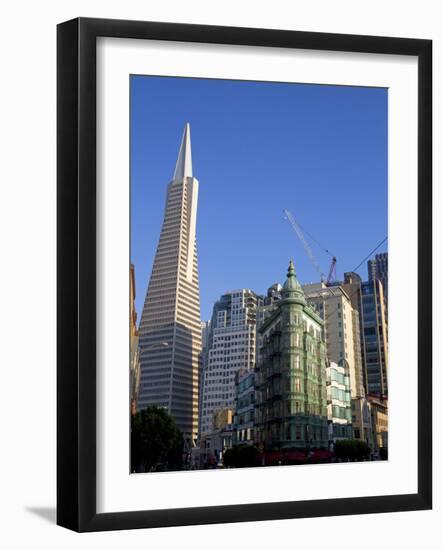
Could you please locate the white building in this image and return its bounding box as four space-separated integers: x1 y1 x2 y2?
326 361 353 444
200 290 258 436
138 123 201 444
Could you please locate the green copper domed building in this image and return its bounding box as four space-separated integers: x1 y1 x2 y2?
256 261 329 450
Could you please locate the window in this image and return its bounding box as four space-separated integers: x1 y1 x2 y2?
294 378 301 392
286 424 291 440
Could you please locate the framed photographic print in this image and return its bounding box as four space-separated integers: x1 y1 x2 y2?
57 17 432 532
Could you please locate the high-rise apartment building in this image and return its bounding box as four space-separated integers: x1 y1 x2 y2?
138 123 201 443
256 261 329 450
200 289 258 435
368 252 388 304
303 282 365 399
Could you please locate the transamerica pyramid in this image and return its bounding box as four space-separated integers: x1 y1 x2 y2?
137 123 202 445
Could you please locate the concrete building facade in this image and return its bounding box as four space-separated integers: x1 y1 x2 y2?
342 272 388 399
200 289 258 435
368 252 388 305
303 282 365 399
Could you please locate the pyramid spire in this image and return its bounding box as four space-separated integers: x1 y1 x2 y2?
173 122 193 180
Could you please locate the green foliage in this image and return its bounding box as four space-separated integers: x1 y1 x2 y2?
131 405 184 472
334 439 370 461
223 444 259 468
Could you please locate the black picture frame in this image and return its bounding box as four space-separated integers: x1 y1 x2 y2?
57 17 432 532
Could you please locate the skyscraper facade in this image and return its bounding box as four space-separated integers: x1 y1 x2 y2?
199 289 258 435
368 252 388 304
342 272 388 399
137 123 202 443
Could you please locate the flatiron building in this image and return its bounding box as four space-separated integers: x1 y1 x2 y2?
137 123 201 444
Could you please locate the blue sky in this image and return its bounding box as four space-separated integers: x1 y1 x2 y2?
131 75 387 322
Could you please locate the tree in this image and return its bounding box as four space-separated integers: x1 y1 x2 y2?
223 445 259 468
334 439 370 461
131 405 184 472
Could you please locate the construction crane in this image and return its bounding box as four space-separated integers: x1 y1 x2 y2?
326 255 337 285
283 208 337 285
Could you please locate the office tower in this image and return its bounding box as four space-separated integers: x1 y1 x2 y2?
342 272 388 399
200 289 258 436
368 252 388 304
256 261 329 450
138 123 201 444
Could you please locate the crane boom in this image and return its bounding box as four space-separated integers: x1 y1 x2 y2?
283 209 326 282
326 256 337 285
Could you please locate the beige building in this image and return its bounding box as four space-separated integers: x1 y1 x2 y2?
303 283 365 398
130 264 140 415
138 123 202 445
303 282 371 443
369 397 388 453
